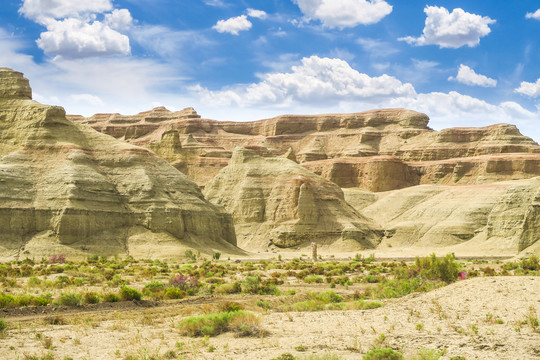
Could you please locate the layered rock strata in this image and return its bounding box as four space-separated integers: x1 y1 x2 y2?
70 108 540 190
344 178 540 254
0 68 239 260
204 148 382 251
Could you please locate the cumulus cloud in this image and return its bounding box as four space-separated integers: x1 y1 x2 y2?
36 18 130 58
104 9 133 31
526 9 540 20
399 6 495 48
19 0 113 23
448 65 497 87
247 9 267 19
192 56 416 106
294 0 392 28
515 78 540 98
213 15 252 35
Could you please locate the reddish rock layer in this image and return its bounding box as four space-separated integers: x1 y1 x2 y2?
69 107 540 190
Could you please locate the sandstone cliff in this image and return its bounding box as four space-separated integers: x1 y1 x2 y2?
204 148 382 251
0 68 239 260
70 108 540 191
344 178 540 254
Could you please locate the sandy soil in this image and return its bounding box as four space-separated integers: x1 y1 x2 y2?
1 276 538 360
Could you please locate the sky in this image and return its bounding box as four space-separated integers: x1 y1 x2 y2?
1 0 540 142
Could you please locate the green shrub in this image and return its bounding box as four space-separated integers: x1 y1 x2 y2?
32 293 52 306
165 287 185 299
373 278 442 299
411 348 445 360
351 300 384 310
0 294 16 308
178 310 260 337
0 318 7 332
59 293 81 307
304 275 324 284
242 277 279 295
83 292 100 304
120 286 142 301
212 252 221 260
218 301 243 312
102 293 120 302
520 255 539 271
363 347 404 360
413 253 459 283
216 282 242 295
311 291 343 303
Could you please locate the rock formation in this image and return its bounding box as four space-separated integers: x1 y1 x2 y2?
0 68 239 260
344 178 540 254
204 148 382 251
70 108 540 191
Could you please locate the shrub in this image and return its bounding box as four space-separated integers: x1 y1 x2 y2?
304 275 324 284
216 282 242 294
48 254 66 264
165 287 185 299
363 347 404 360
0 318 7 332
351 300 384 310
59 293 81 307
218 301 243 312
178 310 261 337
83 292 100 304
411 348 445 360
413 253 459 283
212 252 221 260
144 282 164 294
241 276 279 295
32 293 52 306
120 286 142 301
169 275 199 292
102 293 120 302
520 255 539 271
0 294 16 308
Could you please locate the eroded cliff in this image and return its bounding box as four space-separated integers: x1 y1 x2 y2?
0 68 239 260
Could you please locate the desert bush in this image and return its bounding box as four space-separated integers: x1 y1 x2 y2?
350 300 384 310
0 293 16 308
165 287 185 299
102 293 120 302
410 348 446 360
216 282 242 295
0 318 7 332
48 254 66 264
363 347 403 360
241 276 279 295
412 253 459 283
372 278 443 299
169 275 199 294
83 292 100 304
32 293 52 306
120 286 142 301
178 310 261 337
520 255 539 271
218 301 243 312
304 275 324 284
59 293 81 307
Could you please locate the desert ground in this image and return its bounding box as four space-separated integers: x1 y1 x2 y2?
0 254 538 360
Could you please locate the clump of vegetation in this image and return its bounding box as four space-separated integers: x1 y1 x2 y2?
59 293 81 307
177 310 262 337
242 276 279 295
120 286 142 301
363 347 403 360
412 253 459 283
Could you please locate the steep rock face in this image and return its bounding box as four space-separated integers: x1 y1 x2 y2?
0 68 238 260
204 148 382 251
344 178 540 254
70 107 540 191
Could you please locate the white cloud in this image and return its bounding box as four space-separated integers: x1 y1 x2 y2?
399 6 495 48
19 0 113 22
448 65 497 87
203 0 228 7
192 56 416 106
104 9 133 31
247 9 267 19
213 15 252 35
70 93 104 106
294 0 392 28
515 78 540 98
36 18 130 58
357 38 399 58
526 9 540 20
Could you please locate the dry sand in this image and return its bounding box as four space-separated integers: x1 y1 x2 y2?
1 276 538 360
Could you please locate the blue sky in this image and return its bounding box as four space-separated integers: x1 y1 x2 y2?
1 0 540 141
